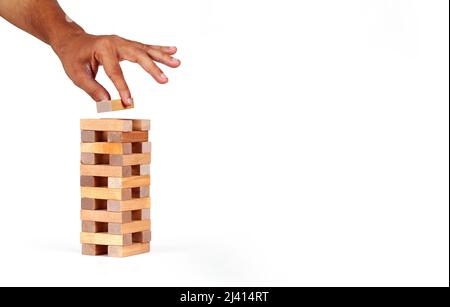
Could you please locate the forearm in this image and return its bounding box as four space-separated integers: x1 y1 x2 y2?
0 0 84 50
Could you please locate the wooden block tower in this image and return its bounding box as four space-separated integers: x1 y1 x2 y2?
80 119 151 257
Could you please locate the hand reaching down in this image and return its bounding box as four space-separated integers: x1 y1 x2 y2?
54 33 181 105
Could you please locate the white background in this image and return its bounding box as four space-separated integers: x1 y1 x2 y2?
0 0 448 286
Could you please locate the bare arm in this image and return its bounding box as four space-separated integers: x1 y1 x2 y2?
0 0 180 104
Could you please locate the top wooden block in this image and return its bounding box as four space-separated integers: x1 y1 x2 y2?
80 119 150 132
96 99 134 113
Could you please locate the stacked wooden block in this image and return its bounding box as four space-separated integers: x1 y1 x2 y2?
80 119 151 257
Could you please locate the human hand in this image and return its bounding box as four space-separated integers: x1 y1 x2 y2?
53 33 180 105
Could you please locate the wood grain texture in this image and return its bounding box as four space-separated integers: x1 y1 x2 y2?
108 131 148 143
109 153 151 166
108 175 150 188
80 119 133 132
80 187 132 200
81 210 132 223
80 165 131 177
80 142 131 154
108 220 151 235
132 231 151 243
80 232 132 246
81 198 107 210
107 197 151 212
82 244 108 256
108 243 150 257
96 99 134 113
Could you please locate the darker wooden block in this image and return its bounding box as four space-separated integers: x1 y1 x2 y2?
82 221 108 233
81 198 107 210
80 176 108 187
108 131 148 143
132 142 151 153
132 186 149 198
80 153 110 165
132 209 150 220
82 244 108 256
132 231 151 243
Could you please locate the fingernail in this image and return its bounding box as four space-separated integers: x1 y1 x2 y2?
125 97 134 106
172 57 180 64
160 73 168 81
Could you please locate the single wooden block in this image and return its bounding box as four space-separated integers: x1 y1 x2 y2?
80 119 133 132
82 244 108 256
80 153 110 165
134 164 150 176
96 99 134 113
132 209 150 220
131 119 151 131
80 232 132 246
108 243 150 257
107 197 150 212
81 198 107 210
109 153 151 166
80 176 108 187
81 210 132 223
108 220 151 235
108 175 150 188
80 142 132 154
82 221 108 233
107 131 148 143
132 186 149 198
80 165 132 177
132 231 151 243
132 142 151 153
80 187 132 200
80 131 108 143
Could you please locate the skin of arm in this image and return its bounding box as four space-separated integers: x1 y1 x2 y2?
0 0 180 105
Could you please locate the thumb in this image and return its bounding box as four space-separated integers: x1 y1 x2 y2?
73 72 110 102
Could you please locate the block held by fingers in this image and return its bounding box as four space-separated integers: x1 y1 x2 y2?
96 99 134 113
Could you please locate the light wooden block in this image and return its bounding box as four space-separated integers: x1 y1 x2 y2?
82 221 108 232
107 197 150 212
82 244 108 256
81 198 107 210
96 99 134 113
80 119 133 132
132 231 151 243
80 165 131 177
108 131 148 143
109 153 151 166
80 142 132 154
108 243 150 257
80 187 131 200
108 220 151 235
131 120 151 131
80 153 110 165
136 164 150 176
80 232 132 246
108 175 150 188
81 210 132 223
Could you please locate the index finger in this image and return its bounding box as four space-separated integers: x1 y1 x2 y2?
99 54 133 106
